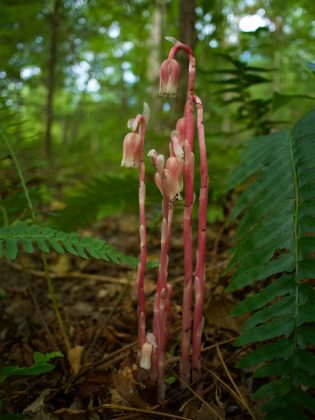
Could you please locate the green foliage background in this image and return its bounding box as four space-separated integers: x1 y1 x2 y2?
1 0 314 230
1 1 315 416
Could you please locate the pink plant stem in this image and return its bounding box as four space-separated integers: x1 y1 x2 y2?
168 41 196 383
152 190 171 401
192 96 208 382
136 115 148 352
165 206 174 344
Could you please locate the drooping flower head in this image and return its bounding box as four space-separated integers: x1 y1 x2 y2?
159 58 180 98
148 150 183 202
122 103 150 169
121 132 142 168
164 156 184 201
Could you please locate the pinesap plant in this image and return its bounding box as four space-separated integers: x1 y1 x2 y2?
121 37 209 401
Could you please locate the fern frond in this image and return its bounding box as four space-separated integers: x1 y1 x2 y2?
0 221 139 268
228 109 315 418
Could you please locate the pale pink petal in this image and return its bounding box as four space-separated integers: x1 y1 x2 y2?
121 132 142 168
159 59 180 98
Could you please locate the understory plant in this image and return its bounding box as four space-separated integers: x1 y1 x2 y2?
121 38 209 401
227 108 315 418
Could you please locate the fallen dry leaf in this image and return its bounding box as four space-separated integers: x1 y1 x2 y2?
23 389 58 420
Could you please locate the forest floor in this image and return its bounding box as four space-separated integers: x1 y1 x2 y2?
0 214 260 420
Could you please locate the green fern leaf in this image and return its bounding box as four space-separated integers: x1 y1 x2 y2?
253 378 291 400
232 275 294 316
227 108 315 416
0 221 140 268
236 339 293 369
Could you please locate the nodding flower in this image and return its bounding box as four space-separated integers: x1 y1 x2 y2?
147 149 165 174
164 156 184 201
148 150 184 202
159 58 180 98
121 132 142 168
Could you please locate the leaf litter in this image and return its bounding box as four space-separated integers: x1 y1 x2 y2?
0 215 258 419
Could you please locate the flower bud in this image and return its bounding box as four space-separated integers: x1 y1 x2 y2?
140 342 153 370
165 156 184 201
148 149 165 174
121 132 142 168
159 58 180 98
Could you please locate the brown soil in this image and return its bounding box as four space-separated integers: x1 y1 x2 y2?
0 216 260 419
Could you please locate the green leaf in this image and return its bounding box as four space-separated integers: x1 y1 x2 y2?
294 370 315 389
232 275 294 316
237 339 293 368
254 359 290 378
228 108 315 416
0 351 63 382
253 378 291 400
294 388 315 415
227 253 295 291
236 317 294 346
165 376 176 385
243 295 294 330
262 387 315 418
0 221 140 268
297 326 315 348
272 91 315 112
295 349 315 375
32 351 62 364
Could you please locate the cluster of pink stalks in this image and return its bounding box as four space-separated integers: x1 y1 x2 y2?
121 39 208 402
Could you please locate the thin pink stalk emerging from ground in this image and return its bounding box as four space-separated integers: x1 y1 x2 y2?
167 41 197 384
122 104 149 354
192 96 209 382
148 132 184 401
148 153 173 401
160 40 208 385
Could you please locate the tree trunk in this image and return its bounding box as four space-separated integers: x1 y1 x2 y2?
146 0 165 133
44 0 60 161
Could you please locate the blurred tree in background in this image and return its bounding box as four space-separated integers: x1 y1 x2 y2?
0 0 314 230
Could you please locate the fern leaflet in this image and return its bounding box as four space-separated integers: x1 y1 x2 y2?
227 109 315 419
0 221 140 268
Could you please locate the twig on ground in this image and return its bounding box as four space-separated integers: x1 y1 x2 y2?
215 344 256 420
172 371 225 420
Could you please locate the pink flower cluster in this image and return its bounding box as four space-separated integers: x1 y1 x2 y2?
121 39 208 403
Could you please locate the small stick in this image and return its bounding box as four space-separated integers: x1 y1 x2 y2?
94 404 192 420
204 367 257 420
215 344 256 419
172 371 225 420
